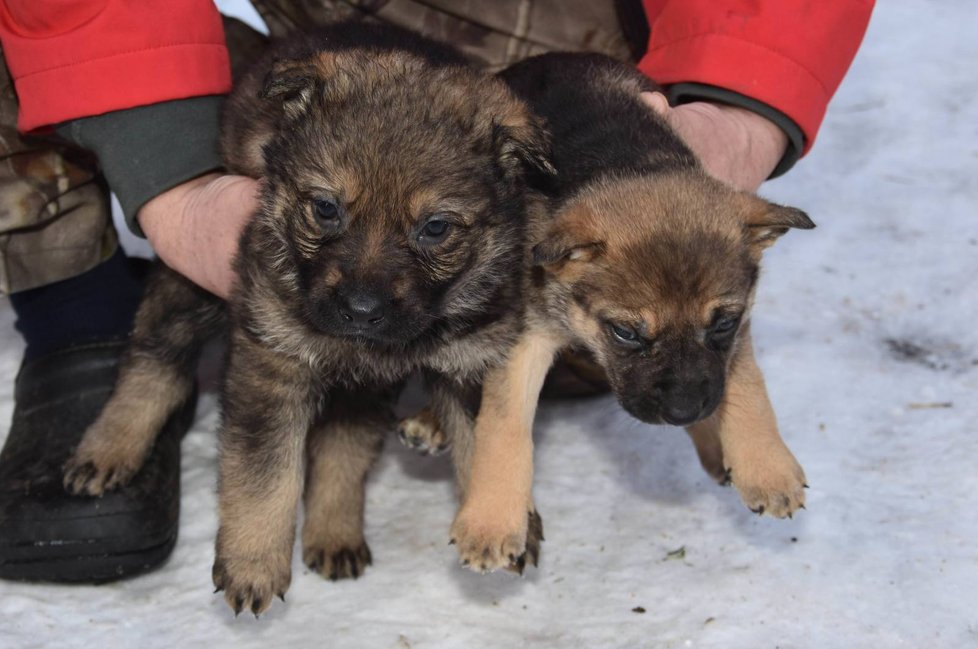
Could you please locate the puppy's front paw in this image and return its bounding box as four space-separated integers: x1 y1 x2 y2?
451 507 543 575
397 408 449 456
63 435 141 496
730 451 807 518
212 553 291 617
303 542 372 581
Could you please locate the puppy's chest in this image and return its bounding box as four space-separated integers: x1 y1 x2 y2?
266 318 518 386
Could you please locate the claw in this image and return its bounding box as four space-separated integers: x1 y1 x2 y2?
512 553 526 576
233 596 244 617
277 592 286 603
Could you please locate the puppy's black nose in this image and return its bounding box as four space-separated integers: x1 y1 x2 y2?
660 403 703 427
338 290 386 327
659 388 711 426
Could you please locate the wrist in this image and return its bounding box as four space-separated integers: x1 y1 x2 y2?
711 103 789 182
139 173 256 299
665 83 804 179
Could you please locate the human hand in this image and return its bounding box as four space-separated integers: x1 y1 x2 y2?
640 92 788 192
137 173 259 299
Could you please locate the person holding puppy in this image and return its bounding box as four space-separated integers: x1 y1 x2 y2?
0 0 873 582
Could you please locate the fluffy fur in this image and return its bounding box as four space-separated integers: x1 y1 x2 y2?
415 53 815 573
64 23 553 615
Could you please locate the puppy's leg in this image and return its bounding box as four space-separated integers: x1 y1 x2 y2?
688 329 807 518
449 327 562 574
212 330 315 617
64 268 224 495
302 386 392 581
685 419 729 485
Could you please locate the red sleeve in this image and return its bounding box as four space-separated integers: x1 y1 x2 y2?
0 0 231 132
638 0 875 153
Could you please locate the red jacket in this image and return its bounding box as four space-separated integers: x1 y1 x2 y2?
0 0 873 153
638 0 875 153
0 0 230 131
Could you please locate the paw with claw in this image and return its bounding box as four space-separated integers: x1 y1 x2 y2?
728 448 807 518
397 408 449 456
451 508 543 575
303 542 372 581
63 432 144 496
212 553 291 618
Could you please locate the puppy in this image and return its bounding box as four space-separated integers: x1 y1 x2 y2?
412 53 814 573
62 23 553 614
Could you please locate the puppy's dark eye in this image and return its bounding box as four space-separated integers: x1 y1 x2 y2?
712 316 740 335
418 219 452 245
312 197 341 229
609 322 642 347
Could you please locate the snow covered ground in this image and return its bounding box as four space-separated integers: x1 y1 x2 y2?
2 2 977 647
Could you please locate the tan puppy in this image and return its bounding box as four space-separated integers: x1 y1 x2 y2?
406 53 813 572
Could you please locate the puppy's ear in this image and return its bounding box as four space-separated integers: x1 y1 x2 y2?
534 202 603 267
532 235 603 266
260 57 319 118
743 198 815 250
493 113 558 182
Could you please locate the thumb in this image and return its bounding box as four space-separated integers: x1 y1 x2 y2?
639 91 671 117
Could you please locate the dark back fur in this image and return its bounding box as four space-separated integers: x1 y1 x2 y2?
500 53 698 201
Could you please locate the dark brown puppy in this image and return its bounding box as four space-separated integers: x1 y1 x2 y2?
421 53 814 572
62 23 552 615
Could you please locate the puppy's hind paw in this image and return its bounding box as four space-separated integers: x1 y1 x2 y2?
304 542 373 581
397 408 449 456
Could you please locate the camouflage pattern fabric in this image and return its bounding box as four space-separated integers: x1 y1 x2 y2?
0 49 116 294
251 0 636 68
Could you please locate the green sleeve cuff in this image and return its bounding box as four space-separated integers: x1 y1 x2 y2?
666 83 805 179
55 96 226 236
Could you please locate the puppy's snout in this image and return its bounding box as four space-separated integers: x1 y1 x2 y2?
656 378 713 426
338 289 386 327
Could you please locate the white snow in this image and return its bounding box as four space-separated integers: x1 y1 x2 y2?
2 1 977 647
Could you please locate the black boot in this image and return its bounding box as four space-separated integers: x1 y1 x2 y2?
0 340 195 583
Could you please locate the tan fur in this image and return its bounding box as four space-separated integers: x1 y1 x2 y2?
449 327 565 572
452 169 811 553
302 421 381 580
397 407 449 456
213 458 302 617
64 358 192 496
211 330 314 616
686 331 807 517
